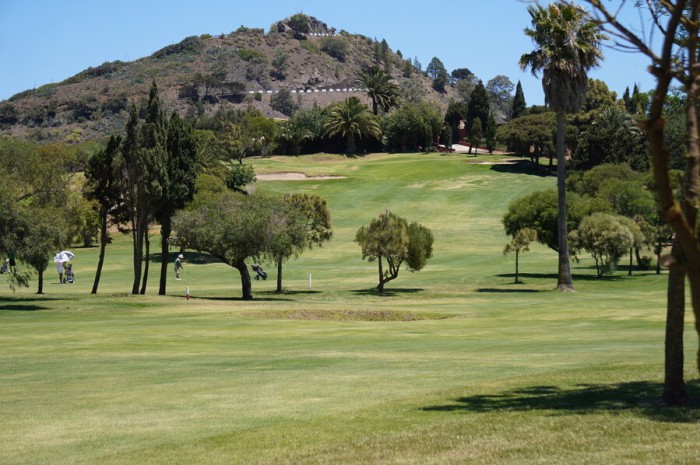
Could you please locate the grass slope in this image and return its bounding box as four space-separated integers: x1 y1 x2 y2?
1 153 698 464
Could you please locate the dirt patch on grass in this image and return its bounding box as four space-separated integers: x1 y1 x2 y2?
243 309 450 321
256 172 346 181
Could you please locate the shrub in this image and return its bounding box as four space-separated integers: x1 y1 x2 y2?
300 41 319 54
320 37 348 62
239 48 268 62
225 163 256 193
0 102 19 126
570 213 635 277
270 89 298 117
68 96 100 121
102 93 128 114
288 13 310 33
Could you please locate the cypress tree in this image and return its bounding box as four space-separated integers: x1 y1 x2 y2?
485 112 497 153
155 112 199 295
466 80 491 152
512 81 527 119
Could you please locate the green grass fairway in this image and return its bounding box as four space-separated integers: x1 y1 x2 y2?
1 153 698 464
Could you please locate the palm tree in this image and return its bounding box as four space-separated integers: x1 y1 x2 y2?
357 66 399 115
520 2 605 291
323 97 381 154
278 118 314 155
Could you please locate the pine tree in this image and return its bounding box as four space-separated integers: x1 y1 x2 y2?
426 57 448 93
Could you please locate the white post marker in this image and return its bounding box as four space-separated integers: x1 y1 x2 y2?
309 273 312 289
186 286 190 300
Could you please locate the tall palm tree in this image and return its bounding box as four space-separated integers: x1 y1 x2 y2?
357 66 399 115
520 2 605 290
323 97 381 154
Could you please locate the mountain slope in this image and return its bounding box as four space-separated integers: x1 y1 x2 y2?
0 16 452 142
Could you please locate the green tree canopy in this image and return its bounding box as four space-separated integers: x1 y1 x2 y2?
274 193 333 293
503 188 606 253
173 192 304 300
504 227 538 284
355 211 434 294
382 102 443 152
570 106 647 171
497 112 555 161
486 75 515 123
570 213 635 277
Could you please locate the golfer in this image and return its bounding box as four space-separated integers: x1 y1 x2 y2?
8 250 16 274
174 254 184 280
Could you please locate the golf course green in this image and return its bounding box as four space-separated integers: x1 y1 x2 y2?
1 152 698 464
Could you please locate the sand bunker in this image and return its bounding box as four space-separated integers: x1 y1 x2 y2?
257 172 346 181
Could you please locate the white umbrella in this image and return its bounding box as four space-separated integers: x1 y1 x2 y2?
53 251 75 263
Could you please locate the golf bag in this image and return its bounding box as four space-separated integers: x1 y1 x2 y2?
64 263 75 284
251 264 267 281
0 259 7 274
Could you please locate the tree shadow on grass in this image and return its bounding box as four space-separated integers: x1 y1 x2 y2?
489 159 554 177
187 295 293 302
257 290 322 297
422 380 700 423
0 303 49 311
0 295 66 312
477 288 542 293
352 288 424 297
496 272 624 282
150 251 222 265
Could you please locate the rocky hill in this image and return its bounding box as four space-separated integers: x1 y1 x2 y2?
0 15 453 143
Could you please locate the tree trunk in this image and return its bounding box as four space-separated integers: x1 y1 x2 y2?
555 112 573 290
346 134 356 155
515 250 520 284
131 226 142 295
377 255 384 294
663 242 687 405
628 247 633 276
91 209 108 294
140 232 150 295
37 269 44 294
158 217 171 296
635 247 644 269
656 238 663 275
234 259 253 300
276 255 283 293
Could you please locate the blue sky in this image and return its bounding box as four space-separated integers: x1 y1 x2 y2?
0 0 657 104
